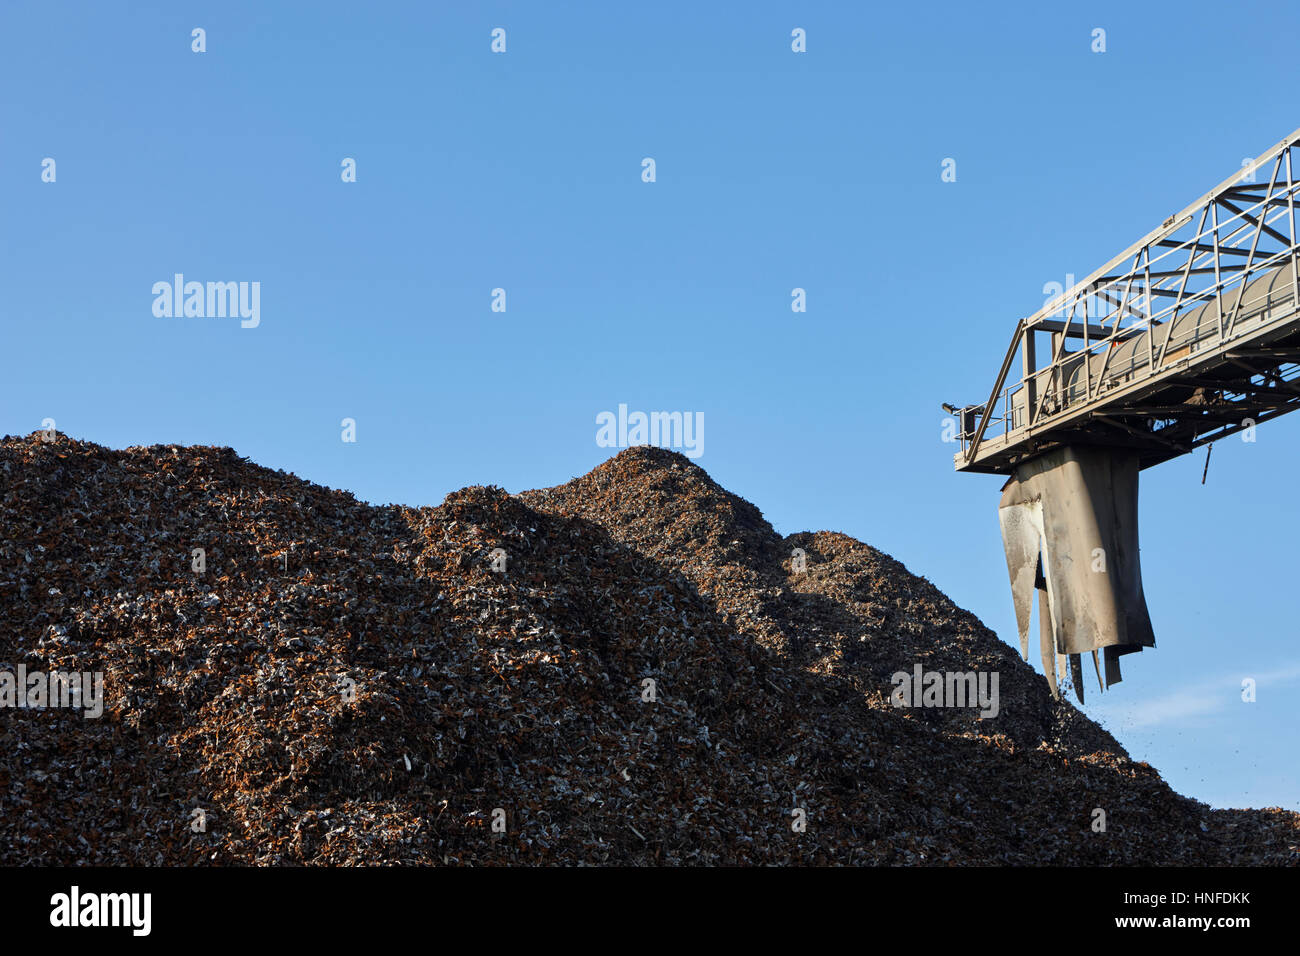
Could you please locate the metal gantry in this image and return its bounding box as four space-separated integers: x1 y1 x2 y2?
952 129 1300 700
956 127 1300 476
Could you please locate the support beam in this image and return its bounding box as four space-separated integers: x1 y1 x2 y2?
1225 348 1300 361
1093 414 1192 452
1217 197 1292 245
1030 319 1116 339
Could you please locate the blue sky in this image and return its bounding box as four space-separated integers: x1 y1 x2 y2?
2 0 1297 811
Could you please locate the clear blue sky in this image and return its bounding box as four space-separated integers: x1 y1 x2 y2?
3 0 1297 811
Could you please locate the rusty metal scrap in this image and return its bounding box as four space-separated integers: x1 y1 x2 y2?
0 433 1294 865
999 446 1156 701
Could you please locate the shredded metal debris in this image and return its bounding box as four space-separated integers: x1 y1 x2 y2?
0 434 1295 864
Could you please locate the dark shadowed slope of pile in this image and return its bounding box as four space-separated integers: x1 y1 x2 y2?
1 434 1296 865
520 446 1118 758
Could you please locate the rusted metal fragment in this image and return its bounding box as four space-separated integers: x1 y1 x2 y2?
1037 585 1057 698
997 487 1043 660
998 445 1156 696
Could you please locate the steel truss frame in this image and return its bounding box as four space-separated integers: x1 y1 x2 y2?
957 128 1300 475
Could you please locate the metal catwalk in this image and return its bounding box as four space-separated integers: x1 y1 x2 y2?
953 128 1300 698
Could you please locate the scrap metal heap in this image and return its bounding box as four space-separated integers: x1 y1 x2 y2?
954 128 1300 698
8 435 1299 863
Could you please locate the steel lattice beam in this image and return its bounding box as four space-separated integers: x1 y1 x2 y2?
955 127 1300 475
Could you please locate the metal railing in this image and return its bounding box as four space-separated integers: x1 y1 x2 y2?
960 130 1300 466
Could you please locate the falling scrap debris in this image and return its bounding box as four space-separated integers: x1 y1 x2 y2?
0 433 1295 865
